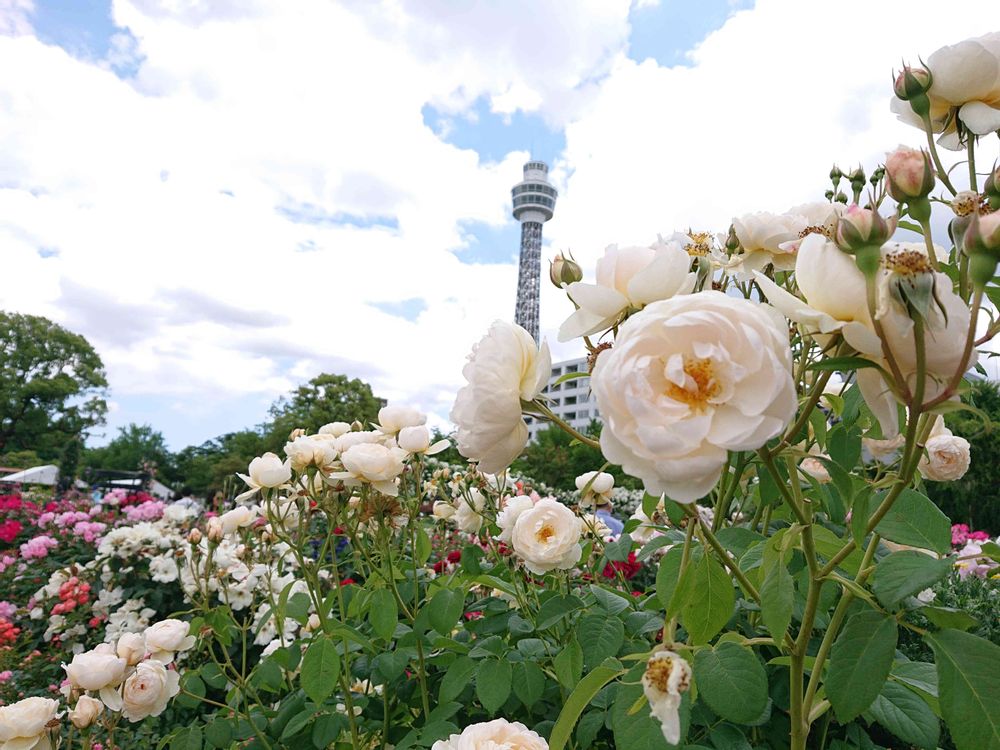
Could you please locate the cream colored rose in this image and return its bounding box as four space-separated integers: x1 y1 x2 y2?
0 697 59 750
496 495 534 543
378 405 426 435
730 210 806 276
284 435 338 471
510 498 582 574
235 453 292 502
800 457 831 484
431 718 548 750
334 443 407 496
117 632 146 666
642 650 692 745
432 500 456 520
891 32 1000 149
452 489 486 533
333 430 383 454
144 619 196 664
575 471 615 508
64 646 127 691
319 421 351 437
918 416 971 481
398 426 450 456
558 240 695 341
69 695 102 729
219 506 257 536
451 321 551 475
592 292 796 502
119 660 181 722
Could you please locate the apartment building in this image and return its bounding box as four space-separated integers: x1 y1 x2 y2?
525 356 602 441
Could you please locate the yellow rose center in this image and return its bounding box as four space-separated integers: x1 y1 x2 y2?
646 656 673 692
536 524 556 543
665 357 720 410
884 249 932 276
684 231 713 257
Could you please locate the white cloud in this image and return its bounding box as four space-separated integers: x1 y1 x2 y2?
1 0 997 448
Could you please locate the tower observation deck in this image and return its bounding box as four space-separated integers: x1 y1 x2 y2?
511 161 558 343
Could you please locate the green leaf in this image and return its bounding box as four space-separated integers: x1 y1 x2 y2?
874 488 951 554
682 552 734 644
439 656 477 702
590 584 632 615
827 424 862 471
428 588 465 635
926 629 1000 750
826 610 898 721
536 594 584 630
311 714 343 749
204 718 233 748
871 551 952 609
549 662 625 750
656 546 685 610
808 356 885 373
554 638 584 688
578 614 625 668
693 642 768 724
512 661 545 708
604 533 634 562
368 589 398 641
867 679 940 749
414 526 432 565
920 605 979 632
978 540 1000 562
759 556 794 643
851 488 871 549
300 637 341 705
286 592 312 624
715 527 765 560
280 708 315 741
892 661 938 698
810 525 864 575
475 659 512 714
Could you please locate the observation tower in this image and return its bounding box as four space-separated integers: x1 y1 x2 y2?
511 160 558 343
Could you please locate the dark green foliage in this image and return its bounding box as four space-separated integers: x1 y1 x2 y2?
83 422 174 478
0 311 108 459
513 421 640 491
925 380 1000 533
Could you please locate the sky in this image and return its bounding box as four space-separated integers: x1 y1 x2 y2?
1 0 999 450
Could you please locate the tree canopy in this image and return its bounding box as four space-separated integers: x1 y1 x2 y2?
0 311 108 459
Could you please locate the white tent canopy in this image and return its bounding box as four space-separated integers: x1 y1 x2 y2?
0 464 60 485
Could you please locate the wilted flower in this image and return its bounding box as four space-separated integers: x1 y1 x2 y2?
642 650 692 745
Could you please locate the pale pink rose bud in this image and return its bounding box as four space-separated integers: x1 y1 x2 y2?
549 250 583 288
885 146 935 201
205 518 224 543
187 528 202 544
893 65 932 101
834 204 896 253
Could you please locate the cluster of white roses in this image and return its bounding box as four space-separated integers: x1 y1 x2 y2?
0 621 194 749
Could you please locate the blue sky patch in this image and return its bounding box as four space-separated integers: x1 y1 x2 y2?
628 0 754 67
276 201 399 231
371 298 427 322
29 0 140 76
452 220 525 265
422 99 566 167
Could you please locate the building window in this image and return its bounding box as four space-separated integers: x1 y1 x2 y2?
565 396 577 405
564 411 576 421
579 410 589 418
566 364 578 373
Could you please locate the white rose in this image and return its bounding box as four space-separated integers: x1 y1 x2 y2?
69 695 103 729
891 33 1000 149
453 489 486 533
119 660 181 722
220 506 257 536
799 457 831 484
558 240 695 341
730 210 806 276
319 421 351 437
335 443 407 496
593 292 797 502
116 632 146 666
451 321 551 475
0 697 60 749
432 500 456 520
284 435 339 471
333 430 382 454
149 554 179 584
510 498 582 574
398 425 431 453
378 405 426 434
918 416 971 481
642 650 692 745
64 647 127 690
236 453 291 502
144 619 196 664
431 718 548 750
575 471 615 507
496 495 535 543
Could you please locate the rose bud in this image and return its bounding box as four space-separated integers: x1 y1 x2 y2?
963 211 1000 288
549 250 583 288
893 65 933 116
885 146 936 203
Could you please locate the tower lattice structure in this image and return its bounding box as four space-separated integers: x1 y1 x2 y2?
511 160 557 343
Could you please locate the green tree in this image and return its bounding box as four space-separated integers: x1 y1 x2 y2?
173 429 269 497
57 435 82 490
0 312 108 458
263 373 385 451
83 423 173 478
514 420 640 491
925 379 1000 532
